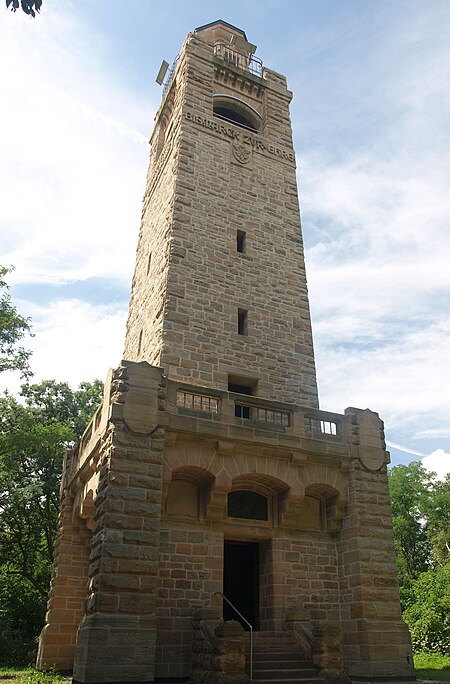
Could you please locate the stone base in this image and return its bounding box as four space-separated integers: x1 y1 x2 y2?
73 613 157 683
349 679 416 683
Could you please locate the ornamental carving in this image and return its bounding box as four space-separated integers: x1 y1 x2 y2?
232 142 251 164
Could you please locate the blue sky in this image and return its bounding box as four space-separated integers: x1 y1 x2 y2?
1 0 449 477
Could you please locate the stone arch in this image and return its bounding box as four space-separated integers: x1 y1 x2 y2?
228 472 290 525
213 94 261 131
231 472 289 494
304 483 346 533
165 466 215 520
164 442 218 474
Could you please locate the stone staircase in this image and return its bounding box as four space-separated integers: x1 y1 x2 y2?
245 632 325 684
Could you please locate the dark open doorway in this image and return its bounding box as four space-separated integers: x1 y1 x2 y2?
223 541 259 630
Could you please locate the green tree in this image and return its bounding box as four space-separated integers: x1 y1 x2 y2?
424 473 450 565
389 461 450 655
0 266 33 379
20 378 104 441
5 0 42 17
388 462 433 606
403 563 450 655
0 379 102 664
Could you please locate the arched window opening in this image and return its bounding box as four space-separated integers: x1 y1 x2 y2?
213 96 260 133
228 490 268 521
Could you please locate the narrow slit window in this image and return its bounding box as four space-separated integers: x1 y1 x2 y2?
137 329 143 355
147 252 152 275
238 308 248 336
237 230 246 253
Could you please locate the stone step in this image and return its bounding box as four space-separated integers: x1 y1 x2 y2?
249 633 294 640
247 638 297 649
247 645 300 654
245 630 324 684
248 657 323 680
250 644 299 653
253 667 319 678
254 680 324 684
253 661 313 669
252 654 312 663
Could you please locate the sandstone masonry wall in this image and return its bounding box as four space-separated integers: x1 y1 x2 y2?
123 30 318 407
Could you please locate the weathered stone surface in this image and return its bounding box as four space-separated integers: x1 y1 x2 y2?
37 20 414 684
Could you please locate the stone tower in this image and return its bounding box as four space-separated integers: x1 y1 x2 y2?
123 20 318 408
38 21 416 684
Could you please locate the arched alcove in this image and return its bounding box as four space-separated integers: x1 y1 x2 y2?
213 95 260 132
303 483 344 533
166 466 215 519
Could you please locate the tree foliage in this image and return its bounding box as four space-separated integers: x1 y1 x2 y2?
389 462 450 655
403 563 450 655
0 266 33 379
0 379 102 664
6 0 42 17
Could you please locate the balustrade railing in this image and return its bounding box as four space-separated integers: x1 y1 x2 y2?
177 390 219 414
235 401 290 427
304 415 339 437
213 41 263 77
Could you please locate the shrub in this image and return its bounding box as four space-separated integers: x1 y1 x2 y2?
404 563 450 656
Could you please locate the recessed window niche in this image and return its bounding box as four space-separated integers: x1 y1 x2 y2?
228 490 268 521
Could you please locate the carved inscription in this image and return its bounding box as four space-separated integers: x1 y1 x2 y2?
185 111 295 162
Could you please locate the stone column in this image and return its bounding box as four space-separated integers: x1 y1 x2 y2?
337 408 415 681
37 492 92 671
73 362 165 683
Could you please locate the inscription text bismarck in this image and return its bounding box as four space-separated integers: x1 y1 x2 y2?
185 111 295 163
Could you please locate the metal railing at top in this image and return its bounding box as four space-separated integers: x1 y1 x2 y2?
162 55 180 96
213 41 263 78
215 592 253 680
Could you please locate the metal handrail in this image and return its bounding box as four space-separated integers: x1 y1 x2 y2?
215 592 253 680
162 54 179 96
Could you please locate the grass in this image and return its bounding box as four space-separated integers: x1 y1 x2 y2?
0 668 70 684
1 655 449 683
414 653 450 681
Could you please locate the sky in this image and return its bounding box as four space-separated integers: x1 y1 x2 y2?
0 0 449 478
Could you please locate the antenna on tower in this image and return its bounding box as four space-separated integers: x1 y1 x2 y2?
155 60 169 85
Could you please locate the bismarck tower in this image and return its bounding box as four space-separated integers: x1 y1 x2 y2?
38 21 416 684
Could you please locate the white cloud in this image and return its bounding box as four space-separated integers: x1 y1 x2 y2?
0 3 153 288
0 298 127 396
0 1 449 470
421 449 450 480
298 9 450 457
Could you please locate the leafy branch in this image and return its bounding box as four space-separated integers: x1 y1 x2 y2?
6 0 42 17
